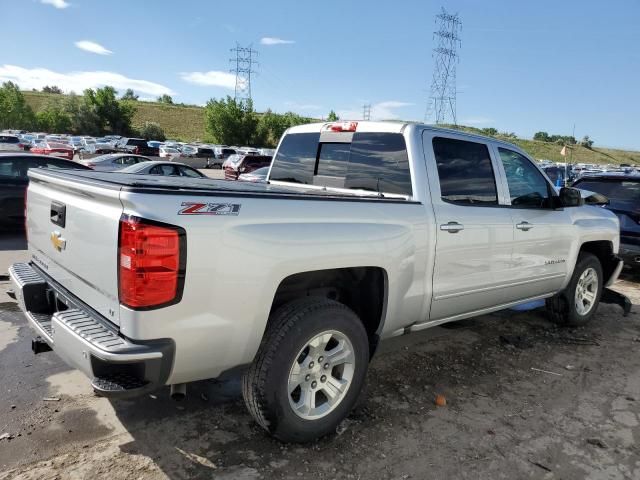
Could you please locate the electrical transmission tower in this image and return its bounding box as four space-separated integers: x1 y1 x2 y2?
229 43 258 102
425 8 462 125
362 103 371 120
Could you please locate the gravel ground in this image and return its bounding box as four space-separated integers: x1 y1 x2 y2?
0 252 638 479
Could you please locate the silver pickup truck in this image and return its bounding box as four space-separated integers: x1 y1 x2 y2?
9 121 625 442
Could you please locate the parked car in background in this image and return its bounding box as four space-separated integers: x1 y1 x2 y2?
30 142 74 160
117 138 160 156
0 153 90 226
224 154 272 180
77 153 151 171
148 140 162 149
238 166 269 183
159 146 181 159
0 134 23 152
179 145 198 157
573 172 640 269
119 161 206 178
215 147 237 161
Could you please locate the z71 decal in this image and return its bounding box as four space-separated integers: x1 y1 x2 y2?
179 202 241 216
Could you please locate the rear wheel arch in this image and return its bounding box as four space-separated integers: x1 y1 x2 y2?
268 267 388 357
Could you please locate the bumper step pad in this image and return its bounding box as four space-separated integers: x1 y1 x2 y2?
92 373 148 394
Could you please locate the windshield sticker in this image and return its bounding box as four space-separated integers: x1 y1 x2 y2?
178 202 241 216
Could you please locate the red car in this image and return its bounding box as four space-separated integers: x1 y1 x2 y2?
30 142 74 161
224 154 272 180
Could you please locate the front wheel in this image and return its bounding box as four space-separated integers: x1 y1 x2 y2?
546 252 603 326
242 298 369 443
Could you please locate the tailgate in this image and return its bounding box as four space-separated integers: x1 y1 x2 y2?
26 170 123 326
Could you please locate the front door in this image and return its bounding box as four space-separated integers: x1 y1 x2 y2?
493 147 574 296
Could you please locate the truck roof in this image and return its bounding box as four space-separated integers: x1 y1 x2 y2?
286 121 525 153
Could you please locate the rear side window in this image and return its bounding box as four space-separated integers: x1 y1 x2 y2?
0 135 19 144
432 137 497 205
270 132 412 195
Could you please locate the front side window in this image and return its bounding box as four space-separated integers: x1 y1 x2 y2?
498 148 550 208
432 137 498 205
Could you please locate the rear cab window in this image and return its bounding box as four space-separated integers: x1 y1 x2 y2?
269 130 413 196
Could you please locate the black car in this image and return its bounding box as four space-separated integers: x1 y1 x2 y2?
573 172 640 269
0 153 91 227
117 138 160 157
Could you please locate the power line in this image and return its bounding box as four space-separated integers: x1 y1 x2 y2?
362 103 371 121
229 43 258 102
425 8 462 125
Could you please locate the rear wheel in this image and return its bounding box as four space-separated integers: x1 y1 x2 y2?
546 252 603 326
242 297 369 443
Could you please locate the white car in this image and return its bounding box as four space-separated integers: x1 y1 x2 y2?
10 120 626 443
159 146 181 159
0 134 23 152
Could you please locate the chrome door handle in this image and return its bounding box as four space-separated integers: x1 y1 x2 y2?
516 221 533 231
440 222 464 233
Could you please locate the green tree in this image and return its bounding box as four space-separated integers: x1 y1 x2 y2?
63 92 102 136
42 85 63 94
533 131 551 142
121 89 139 101
0 81 36 130
481 127 497 136
157 94 174 104
327 110 339 121
36 98 72 133
139 121 166 141
580 135 594 149
204 96 259 146
84 86 135 135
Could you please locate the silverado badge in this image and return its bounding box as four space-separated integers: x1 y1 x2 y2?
50 231 67 252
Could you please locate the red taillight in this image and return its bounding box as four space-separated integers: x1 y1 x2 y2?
325 121 358 132
118 216 185 309
134 146 140 154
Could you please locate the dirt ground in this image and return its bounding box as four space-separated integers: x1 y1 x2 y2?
0 268 639 480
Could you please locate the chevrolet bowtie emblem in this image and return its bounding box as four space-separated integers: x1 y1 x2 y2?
50 231 67 252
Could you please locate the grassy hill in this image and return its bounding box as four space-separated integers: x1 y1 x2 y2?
22 91 640 164
24 91 205 141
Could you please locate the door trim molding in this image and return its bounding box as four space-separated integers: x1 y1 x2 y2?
433 272 565 301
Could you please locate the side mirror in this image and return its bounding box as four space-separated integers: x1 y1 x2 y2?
559 187 584 208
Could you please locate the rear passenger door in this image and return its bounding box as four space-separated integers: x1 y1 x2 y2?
422 133 517 321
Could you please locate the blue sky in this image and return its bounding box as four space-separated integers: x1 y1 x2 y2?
2 0 639 149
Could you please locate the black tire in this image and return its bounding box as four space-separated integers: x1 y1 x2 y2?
242 297 369 443
546 252 603 326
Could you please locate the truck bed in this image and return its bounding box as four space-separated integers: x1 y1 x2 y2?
29 169 412 203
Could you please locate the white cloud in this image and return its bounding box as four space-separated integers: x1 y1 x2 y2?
260 37 295 46
337 101 413 121
0 64 174 96
180 71 236 89
284 101 323 111
75 40 113 56
41 0 69 9
460 116 494 126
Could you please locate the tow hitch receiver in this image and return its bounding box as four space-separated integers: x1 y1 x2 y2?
600 288 632 317
32 336 52 354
